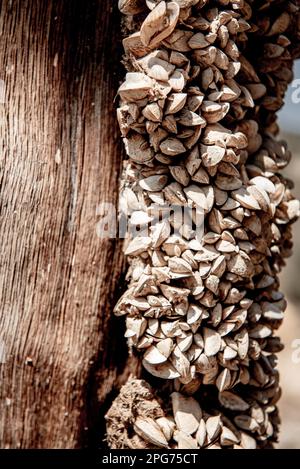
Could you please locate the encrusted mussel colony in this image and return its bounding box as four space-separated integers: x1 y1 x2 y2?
106 0 300 449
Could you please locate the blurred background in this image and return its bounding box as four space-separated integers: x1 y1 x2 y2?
276 60 300 448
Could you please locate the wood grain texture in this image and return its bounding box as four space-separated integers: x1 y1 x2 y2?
0 0 130 448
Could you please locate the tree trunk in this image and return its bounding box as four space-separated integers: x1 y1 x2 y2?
0 0 130 448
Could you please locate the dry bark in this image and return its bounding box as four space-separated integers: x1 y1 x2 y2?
0 0 131 448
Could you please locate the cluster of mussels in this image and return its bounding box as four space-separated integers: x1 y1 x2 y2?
106 0 300 449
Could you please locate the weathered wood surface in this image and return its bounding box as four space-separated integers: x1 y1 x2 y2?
0 0 129 448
